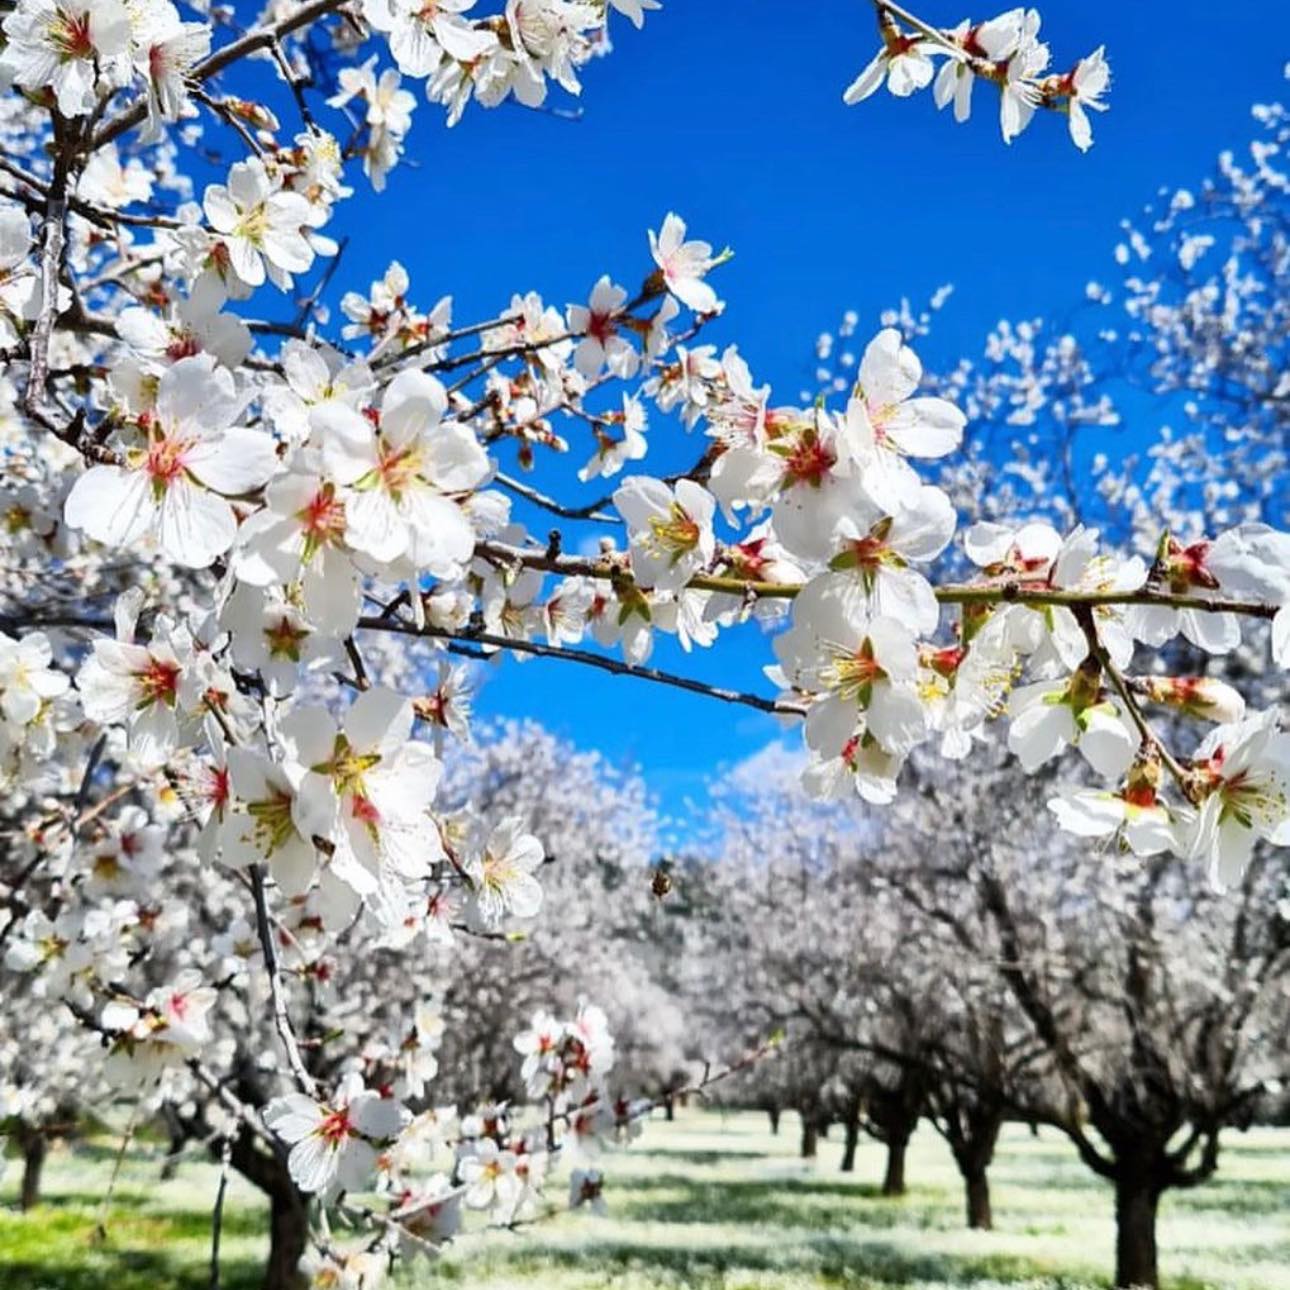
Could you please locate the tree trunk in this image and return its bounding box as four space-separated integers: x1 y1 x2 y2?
664 1095 675 1122
20 1132 46 1211
800 1116 819 1159
159 1106 185 1181
840 1112 861 1173
263 1186 309 1290
767 1106 781 1135
1114 1174 1161 1289
965 1168 992 1230
225 1119 309 1290
947 1111 1000 1230
881 1134 908 1196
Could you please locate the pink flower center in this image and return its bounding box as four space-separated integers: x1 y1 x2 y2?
145 436 191 491
317 1107 354 1144
50 9 94 59
137 658 181 707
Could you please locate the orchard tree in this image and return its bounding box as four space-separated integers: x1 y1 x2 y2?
2 0 1290 1287
693 771 1056 1223
884 741 1290 1289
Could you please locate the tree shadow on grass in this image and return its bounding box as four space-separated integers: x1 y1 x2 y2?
0 1255 263 1290
426 1232 1095 1288
27 1197 266 1238
636 1146 778 1165
1166 1177 1290 1217
611 1173 946 1229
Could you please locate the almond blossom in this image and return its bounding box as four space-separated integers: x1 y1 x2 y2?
366 0 496 77
132 5 211 137
222 748 319 897
842 328 966 513
76 619 200 767
265 1073 408 1193
321 369 489 576
614 476 716 593
235 470 363 636
282 686 446 899
775 580 926 761
0 0 132 117
64 355 275 569
0 631 69 729
1007 675 1137 780
648 213 726 316
467 817 544 924
843 18 935 103
203 158 316 290
568 276 639 379
1182 711 1290 890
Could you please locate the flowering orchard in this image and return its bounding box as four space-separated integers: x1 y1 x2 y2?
0 0 1287 1287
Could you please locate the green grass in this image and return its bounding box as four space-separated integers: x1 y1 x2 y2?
4 1111 1290 1289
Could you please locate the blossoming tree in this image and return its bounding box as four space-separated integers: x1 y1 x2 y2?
2 0 1289 1286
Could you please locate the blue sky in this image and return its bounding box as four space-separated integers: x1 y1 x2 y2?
326 1 1290 825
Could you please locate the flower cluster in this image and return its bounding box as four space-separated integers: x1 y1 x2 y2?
844 6 1110 150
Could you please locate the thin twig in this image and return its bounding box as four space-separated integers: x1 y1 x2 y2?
355 614 804 717
208 1135 232 1290
250 864 318 1095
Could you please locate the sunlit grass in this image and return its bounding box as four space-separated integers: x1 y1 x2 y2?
3 1111 1289 1289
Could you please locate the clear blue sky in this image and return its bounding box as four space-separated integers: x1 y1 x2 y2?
329 1 1290 825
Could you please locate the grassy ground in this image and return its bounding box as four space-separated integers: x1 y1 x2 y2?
3 1110 1289 1289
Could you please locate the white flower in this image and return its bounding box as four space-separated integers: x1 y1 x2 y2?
569 1167 606 1213
76 620 200 767
1207 524 1290 670
265 1073 408 1194
459 1137 521 1211
203 158 316 290
1007 678 1137 781
282 686 446 896
223 748 319 897
824 484 957 635
468 817 544 924
608 0 659 26
842 329 965 512
765 409 868 560
614 476 716 593
321 369 489 576
1064 46 1110 152
1048 787 1176 856
115 288 251 372
774 578 926 760
220 583 338 697
235 470 362 636
1125 536 1239 656
1183 711 1290 890
103 969 217 1086
0 632 69 727
366 0 496 76
0 0 132 118
578 395 648 482
1038 527 1145 672
0 206 40 349
64 354 275 569
999 12 1048 144
263 341 374 447
133 10 210 136
568 276 639 379
78 143 154 209
843 20 935 104
648 213 725 315
933 11 1027 123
